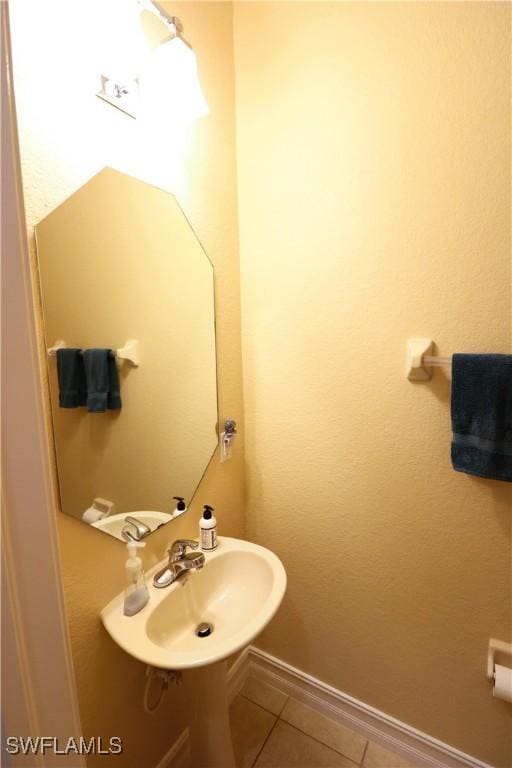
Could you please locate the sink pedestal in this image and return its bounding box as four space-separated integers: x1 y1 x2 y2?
185 660 236 768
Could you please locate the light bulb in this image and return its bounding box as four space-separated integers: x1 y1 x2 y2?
140 35 209 125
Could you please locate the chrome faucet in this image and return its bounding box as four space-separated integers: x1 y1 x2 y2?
121 516 151 542
153 539 205 589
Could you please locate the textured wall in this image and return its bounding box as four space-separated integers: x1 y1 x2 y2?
234 2 512 765
10 2 244 766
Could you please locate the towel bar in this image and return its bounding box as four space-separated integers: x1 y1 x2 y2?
47 339 140 367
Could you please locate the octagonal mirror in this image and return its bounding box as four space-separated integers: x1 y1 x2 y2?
35 167 218 541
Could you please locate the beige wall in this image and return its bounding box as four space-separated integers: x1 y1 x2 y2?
10 2 244 766
234 2 512 765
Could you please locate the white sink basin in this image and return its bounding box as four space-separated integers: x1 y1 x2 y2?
92 510 173 540
101 537 286 670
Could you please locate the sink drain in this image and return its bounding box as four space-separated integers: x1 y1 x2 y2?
195 622 214 638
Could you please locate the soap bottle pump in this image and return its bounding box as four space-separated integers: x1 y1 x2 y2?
199 505 217 551
172 496 187 518
123 541 149 616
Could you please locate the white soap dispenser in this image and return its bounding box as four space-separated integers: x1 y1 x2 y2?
199 504 217 551
123 541 149 616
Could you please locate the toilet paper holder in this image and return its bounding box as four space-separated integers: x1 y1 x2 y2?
486 638 512 680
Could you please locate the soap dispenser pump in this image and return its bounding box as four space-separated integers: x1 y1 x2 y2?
124 541 149 616
172 496 187 518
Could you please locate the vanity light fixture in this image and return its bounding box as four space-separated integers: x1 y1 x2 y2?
97 0 209 123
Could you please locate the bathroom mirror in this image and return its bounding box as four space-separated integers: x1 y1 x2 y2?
35 167 218 541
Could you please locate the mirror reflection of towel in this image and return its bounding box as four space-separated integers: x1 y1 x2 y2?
56 348 86 408
83 349 122 413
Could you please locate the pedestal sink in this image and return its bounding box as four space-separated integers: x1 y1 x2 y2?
101 537 286 767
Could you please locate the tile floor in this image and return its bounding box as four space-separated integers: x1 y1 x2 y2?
230 677 423 768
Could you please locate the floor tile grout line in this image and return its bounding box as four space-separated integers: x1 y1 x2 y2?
277 708 367 765
360 739 370 766
251 711 281 768
272 719 362 767
238 690 289 719
239 690 368 766
233 693 407 768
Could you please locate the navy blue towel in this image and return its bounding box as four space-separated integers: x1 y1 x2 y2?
56 348 86 408
107 354 122 410
451 354 512 482
83 349 122 413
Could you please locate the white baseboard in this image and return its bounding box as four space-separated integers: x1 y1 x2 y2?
246 647 492 768
227 645 253 700
156 645 491 768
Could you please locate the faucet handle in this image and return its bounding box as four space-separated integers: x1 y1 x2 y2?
121 516 151 542
168 539 199 562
